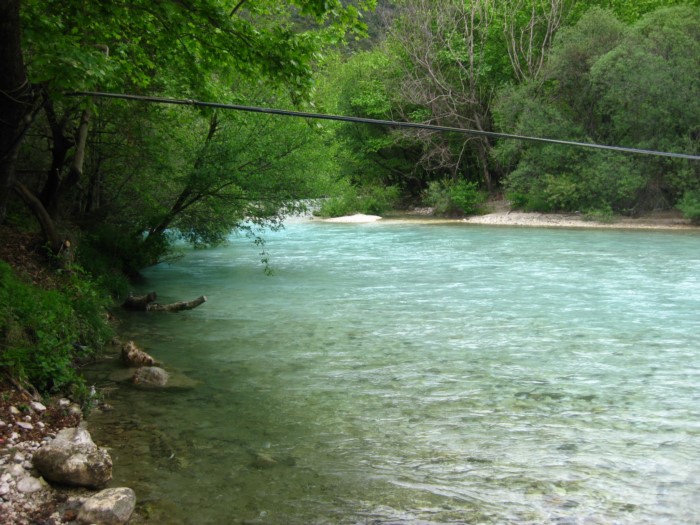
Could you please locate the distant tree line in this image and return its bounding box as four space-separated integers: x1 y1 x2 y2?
317 0 700 220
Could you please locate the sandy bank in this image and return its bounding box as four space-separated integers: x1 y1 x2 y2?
461 209 696 230
317 206 697 231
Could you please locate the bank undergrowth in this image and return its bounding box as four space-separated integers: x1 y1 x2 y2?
0 256 113 405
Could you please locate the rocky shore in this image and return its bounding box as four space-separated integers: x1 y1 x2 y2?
0 386 135 525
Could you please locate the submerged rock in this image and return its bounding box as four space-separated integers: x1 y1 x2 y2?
32 427 113 488
110 366 199 390
132 366 169 387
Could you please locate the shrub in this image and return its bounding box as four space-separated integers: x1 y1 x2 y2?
678 190 700 224
316 184 400 217
424 179 485 216
0 261 112 399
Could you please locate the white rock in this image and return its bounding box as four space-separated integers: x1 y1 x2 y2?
0 419 6 427
16 422 33 431
12 452 25 463
30 401 47 413
7 463 26 478
77 487 136 525
37 421 45 429
9 406 20 415
58 398 71 408
0 483 9 496
16 476 43 493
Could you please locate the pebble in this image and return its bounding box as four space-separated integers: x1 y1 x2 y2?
16 477 43 494
0 483 9 496
16 422 33 431
30 401 47 413
10 406 21 415
0 419 6 427
13 452 25 463
58 398 71 408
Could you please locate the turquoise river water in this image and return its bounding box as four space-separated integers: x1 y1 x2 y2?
87 219 700 524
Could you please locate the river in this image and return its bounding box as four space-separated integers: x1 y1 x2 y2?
87 219 700 524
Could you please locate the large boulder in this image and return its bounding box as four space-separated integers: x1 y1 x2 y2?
77 487 136 525
32 427 112 488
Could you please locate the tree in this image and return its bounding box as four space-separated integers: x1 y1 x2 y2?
493 6 700 214
2 0 375 257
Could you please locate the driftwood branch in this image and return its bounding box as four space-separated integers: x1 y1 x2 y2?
148 296 207 312
122 292 207 312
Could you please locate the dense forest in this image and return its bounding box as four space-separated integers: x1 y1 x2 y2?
1 0 699 397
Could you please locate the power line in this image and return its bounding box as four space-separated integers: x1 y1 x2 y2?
67 91 700 161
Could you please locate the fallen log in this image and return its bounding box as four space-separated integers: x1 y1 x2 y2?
122 292 158 311
147 296 207 312
122 292 207 312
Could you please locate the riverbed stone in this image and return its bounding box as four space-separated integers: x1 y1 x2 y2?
77 487 136 525
32 427 112 488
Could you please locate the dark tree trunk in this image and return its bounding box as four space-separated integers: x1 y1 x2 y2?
0 0 36 223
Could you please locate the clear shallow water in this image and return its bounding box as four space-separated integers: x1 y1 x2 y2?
87 221 700 524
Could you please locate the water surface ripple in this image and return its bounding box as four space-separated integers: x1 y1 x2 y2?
88 222 700 524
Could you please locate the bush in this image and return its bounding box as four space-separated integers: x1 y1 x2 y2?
316 184 400 217
0 261 112 399
678 190 700 224
424 179 485 216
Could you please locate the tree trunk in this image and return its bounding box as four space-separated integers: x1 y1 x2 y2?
0 0 36 223
122 292 207 312
12 180 65 254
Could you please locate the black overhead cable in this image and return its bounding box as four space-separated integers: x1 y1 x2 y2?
66 91 700 162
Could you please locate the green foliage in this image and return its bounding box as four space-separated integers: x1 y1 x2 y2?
0 261 112 397
678 190 700 223
423 179 486 216
495 6 700 215
316 181 400 217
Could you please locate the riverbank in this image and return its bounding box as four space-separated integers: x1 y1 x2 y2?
461 201 695 230
322 202 697 231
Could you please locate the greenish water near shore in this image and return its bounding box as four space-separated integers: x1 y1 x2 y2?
87 221 700 524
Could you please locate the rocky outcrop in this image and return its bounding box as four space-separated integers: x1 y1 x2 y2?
121 340 157 367
77 487 136 525
32 427 112 488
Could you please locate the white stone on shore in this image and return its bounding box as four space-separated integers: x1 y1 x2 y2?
32 427 113 488
9 406 20 415
16 422 33 431
323 213 382 223
30 401 47 413
0 483 9 496
16 476 43 494
77 487 136 525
